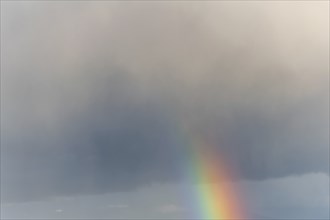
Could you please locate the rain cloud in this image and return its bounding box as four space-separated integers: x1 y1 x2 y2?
1 2 329 202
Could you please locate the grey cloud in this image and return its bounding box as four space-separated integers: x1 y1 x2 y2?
1 2 329 202
2 174 329 219
243 173 330 219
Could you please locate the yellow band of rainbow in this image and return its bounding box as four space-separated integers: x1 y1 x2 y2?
180 130 245 219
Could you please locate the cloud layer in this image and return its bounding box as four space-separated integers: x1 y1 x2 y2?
2 173 329 219
1 2 329 202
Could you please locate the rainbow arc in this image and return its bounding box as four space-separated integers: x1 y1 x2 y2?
179 129 245 219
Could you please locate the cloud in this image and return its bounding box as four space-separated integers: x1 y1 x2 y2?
157 204 182 214
106 204 128 209
243 172 329 219
1 176 328 219
1 1 329 203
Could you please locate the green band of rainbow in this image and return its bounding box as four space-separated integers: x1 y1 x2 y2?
179 129 245 219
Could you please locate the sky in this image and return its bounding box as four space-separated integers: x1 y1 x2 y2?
1 1 329 219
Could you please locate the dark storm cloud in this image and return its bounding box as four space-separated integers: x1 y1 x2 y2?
1 2 329 202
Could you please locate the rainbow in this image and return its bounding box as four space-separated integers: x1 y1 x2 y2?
178 129 245 219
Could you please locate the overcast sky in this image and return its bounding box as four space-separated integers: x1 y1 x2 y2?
1 1 329 219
